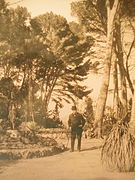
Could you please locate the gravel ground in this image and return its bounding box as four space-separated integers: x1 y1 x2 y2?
0 138 135 180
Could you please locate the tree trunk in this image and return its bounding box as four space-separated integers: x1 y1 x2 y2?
112 52 119 119
129 80 135 135
115 17 128 117
8 91 16 130
118 63 127 117
8 102 15 130
95 0 120 138
27 69 34 122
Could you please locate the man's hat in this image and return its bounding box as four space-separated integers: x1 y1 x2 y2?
71 106 77 110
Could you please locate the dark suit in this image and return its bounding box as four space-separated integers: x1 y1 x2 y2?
68 112 85 152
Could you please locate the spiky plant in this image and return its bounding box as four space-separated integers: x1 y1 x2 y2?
101 120 135 172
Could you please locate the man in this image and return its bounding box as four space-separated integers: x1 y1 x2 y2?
68 106 85 152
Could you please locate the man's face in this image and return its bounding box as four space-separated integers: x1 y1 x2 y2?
72 109 76 114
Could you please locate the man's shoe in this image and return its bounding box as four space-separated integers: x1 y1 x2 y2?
70 150 74 152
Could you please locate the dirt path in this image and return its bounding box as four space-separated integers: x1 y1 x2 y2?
0 139 135 180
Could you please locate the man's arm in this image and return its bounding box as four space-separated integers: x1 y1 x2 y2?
68 115 72 127
81 115 86 127
78 114 85 128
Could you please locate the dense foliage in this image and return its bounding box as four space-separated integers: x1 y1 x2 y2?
0 1 94 128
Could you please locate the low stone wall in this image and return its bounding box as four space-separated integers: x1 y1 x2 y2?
0 145 66 160
0 128 69 160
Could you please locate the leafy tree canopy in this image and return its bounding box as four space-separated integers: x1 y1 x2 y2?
71 0 135 35
31 12 94 102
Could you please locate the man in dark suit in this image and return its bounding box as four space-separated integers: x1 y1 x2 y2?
68 106 85 152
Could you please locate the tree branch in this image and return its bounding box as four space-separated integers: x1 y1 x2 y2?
8 0 24 6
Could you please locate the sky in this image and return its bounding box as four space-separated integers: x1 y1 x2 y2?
7 0 77 21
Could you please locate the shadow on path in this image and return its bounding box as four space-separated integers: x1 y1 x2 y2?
0 160 17 174
81 145 102 152
91 178 112 180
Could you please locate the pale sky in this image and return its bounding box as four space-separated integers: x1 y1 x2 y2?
7 0 77 21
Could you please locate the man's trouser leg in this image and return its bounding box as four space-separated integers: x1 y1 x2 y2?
71 131 76 152
77 131 82 151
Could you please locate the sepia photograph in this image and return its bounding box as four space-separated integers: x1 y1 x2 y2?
0 0 135 179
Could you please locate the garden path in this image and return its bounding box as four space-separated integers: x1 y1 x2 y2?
0 138 134 180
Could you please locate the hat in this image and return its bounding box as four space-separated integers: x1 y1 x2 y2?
71 106 77 111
